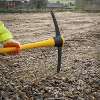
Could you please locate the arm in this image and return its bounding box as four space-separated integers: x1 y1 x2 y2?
0 21 20 55
0 21 13 42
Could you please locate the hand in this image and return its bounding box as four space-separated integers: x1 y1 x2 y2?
3 39 21 55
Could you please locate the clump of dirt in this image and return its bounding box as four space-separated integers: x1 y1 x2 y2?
0 12 100 99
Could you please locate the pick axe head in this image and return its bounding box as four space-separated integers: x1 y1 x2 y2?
50 11 64 73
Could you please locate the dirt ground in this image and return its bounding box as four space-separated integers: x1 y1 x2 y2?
0 12 100 100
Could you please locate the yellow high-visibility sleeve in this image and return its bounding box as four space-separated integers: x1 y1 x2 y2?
0 21 13 42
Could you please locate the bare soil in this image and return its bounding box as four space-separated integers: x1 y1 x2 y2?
0 12 100 100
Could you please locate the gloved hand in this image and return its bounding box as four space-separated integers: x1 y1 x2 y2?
3 39 21 55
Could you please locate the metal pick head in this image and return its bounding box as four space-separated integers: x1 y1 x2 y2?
50 11 63 73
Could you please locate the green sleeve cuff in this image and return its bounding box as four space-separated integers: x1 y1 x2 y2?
0 21 13 42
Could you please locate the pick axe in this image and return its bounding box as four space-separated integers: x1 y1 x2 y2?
0 11 64 73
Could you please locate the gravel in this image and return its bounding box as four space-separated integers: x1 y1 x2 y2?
0 12 100 99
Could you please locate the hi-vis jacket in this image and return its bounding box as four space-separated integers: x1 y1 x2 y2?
0 21 13 42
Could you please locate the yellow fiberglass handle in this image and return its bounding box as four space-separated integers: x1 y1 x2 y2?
0 38 55 54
